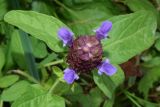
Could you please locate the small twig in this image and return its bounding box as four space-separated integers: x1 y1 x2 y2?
48 79 60 94
8 70 40 84
43 59 64 68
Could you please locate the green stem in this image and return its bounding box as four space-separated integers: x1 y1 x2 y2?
43 59 64 67
0 100 3 107
124 91 142 107
10 70 40 84
48 79 60 94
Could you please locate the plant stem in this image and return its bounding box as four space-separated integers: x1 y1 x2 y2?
43 59 64 67
10 70 40 84
48 79 60 94
0 100 3 107
124 91 142 107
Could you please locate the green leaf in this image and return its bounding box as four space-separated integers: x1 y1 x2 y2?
32 1 56 15
11 29 26 69
73 88 104 107
0 46 5 75
88 87 104 107
52 66 63 79
1 80 30 101
10 82 65 107
4 10 66 52
62 1 118 35
30 36 48 58
0 99 2 107
155 38 160 51
12 93 65 107
51 81 70 95
0 75 19 88
125 0 160 29
138 67 160 99
18 30 40 80
103 11 156 64
93 65 124 99
0 0 7 20
11 29 39 79
125 0 156 13
141 57 160 68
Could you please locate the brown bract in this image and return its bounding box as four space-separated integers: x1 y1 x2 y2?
67 36 103 73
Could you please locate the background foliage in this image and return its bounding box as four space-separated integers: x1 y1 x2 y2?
0 0 160 107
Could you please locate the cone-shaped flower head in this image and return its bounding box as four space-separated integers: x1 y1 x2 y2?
57 20 116 84
67 36 103 72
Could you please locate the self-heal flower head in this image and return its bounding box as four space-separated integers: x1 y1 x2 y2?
95 21 112 40
63 68 79 84
98 59 117 76
57 20 116 84
58 27 74 47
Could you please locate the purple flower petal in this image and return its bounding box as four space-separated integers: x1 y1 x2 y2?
58 27 74 47
98 59 117 76
95 21 112 40
63 68 79 84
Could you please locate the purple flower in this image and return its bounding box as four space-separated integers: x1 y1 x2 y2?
95 21 112 40
58 27 74 47
63 68 79 84
57 20 116 84
98 59 117 76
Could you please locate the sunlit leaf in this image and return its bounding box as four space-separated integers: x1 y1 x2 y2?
0 75 19 88
4 10 67 52
103 11 156 64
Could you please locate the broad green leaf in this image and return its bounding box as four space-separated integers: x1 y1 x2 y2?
30 36 48 58
138 67 160 99
4 10 66 52
93 65 124 99
0 75 19 88
103 11 156 64
12 93 65 107
0 46 5 75
125 0 160 29
1 80 30 101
